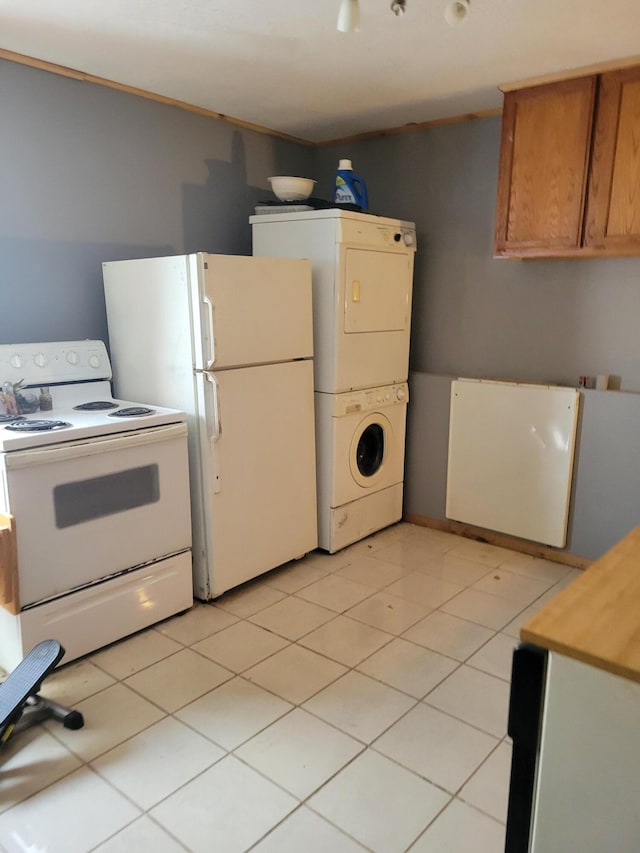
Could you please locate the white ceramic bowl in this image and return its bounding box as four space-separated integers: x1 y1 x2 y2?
268 176 316 201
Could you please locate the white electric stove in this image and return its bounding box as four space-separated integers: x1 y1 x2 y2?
0 340 193 672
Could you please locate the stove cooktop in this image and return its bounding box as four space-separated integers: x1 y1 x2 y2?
0 381 185 452
0 343 186 453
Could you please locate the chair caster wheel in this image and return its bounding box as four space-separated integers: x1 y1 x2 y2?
64 710 84 730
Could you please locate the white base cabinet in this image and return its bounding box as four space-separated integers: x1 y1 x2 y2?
507 647 640 852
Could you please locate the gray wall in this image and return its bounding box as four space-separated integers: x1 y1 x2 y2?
3 60 637 559
0 60 313 346
405 372 640 560
314 119 640 392
314 121 640 560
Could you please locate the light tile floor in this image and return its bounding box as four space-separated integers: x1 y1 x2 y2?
0 523 579 852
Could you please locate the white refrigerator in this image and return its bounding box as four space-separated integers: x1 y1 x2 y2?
103 253 318 599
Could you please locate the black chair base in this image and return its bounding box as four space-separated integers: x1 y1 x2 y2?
1 640 84 749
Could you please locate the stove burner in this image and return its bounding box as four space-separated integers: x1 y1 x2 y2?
0 414 25 424
5 419 71 432
73 401 119 411
108 406 155 418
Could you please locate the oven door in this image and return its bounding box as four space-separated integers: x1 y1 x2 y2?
2 423 191 608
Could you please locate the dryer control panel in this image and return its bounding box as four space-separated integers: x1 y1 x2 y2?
337 219 417 253
332 382 409 417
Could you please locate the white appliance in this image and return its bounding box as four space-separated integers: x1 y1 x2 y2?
508 646 640 853
0 340 192 672
446 378 580 547
315 382 408 552
103 253 318 600
251 209 417 394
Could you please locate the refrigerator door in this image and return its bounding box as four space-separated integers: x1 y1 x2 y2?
193 360 317 599
104 254 198 413
188 254 313 371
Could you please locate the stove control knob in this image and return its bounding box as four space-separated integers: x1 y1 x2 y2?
66 351 78 365
89 355 101 369
34 352 48 367
403 231 415 247
396 386 407 401
9 354 23 369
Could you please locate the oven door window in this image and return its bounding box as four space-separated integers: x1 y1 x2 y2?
54 465 160 529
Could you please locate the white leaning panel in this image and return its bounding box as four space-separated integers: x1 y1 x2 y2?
446 379 579 547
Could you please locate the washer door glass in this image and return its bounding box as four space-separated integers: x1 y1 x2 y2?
356 423 384 477
349 412 392 489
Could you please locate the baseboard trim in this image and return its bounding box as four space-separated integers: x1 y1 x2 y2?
403 514 591 570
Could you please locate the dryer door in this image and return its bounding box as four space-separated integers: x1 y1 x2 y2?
343 249 411 334
335 244 414 392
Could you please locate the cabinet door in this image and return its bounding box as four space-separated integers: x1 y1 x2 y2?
584 67 640 251
494 77 596 257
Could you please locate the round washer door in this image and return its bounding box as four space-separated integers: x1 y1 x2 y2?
349 412 393 488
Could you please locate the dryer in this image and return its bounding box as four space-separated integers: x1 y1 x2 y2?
315 382 408 552
251 209 416 394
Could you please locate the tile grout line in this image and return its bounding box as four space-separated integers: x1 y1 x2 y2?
2 525 544 848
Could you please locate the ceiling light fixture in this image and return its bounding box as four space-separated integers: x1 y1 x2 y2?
337 0 360 32
444 0 470 25
337 0 468 33
390 0 407 15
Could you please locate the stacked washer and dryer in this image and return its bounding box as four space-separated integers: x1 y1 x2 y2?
251 209 416 552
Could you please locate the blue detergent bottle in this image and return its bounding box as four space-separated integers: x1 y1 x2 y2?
333 159 368 210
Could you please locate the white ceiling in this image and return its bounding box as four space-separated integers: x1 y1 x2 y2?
1 0 639 143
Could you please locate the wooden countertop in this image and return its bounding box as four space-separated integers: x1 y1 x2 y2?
521 526 640 683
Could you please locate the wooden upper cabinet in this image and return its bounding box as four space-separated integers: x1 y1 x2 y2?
495 77 597 257
584 67 640 251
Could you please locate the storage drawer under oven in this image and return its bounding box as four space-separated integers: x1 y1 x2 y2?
1 423 191 608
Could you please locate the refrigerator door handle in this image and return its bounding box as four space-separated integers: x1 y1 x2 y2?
204 373 222 494
203 295 216 369
205 373 222 442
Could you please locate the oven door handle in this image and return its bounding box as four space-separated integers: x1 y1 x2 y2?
4 423 188 470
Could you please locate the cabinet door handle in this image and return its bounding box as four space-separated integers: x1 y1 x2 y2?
352 280 361 303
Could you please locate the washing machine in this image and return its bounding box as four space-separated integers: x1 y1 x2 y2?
315 382 409 552
251 209 416 394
